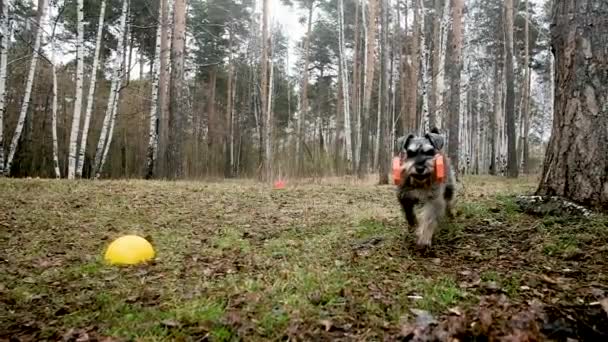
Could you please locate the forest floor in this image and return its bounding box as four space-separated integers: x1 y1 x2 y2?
1 176 607 341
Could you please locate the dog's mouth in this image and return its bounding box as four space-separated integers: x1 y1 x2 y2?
411 172 431 180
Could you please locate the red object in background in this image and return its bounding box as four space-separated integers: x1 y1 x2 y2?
392 157 402 185
273 180 286 189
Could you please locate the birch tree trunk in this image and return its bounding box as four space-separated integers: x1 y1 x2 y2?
265 31 274 182
0 0 9 175
93 0 128 178
504 0 518 178
338 0 352 166
447 0 463 179
5 0 47 176
358 0 377 178
225 29 234 178
351 0 361 170
77 0 106 178
537 0 607 209
145 1 162 179
67 0 85 179
357 0 367 170
521 0 531 174
428 0 442 129
419 0 430 134
403 0 420 134
296 2 314 174
436 0 450 130
49 10 60 179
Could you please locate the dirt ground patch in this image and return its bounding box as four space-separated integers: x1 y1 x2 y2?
1 176 607 341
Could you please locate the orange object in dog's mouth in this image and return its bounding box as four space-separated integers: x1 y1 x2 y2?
393 154 446 185
434 154 445 183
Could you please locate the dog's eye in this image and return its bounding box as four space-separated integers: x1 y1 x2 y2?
406 150 417 158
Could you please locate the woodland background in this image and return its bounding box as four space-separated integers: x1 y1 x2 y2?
0 0 556 181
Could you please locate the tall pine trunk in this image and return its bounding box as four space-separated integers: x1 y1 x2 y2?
77 0 106 178
156 0 169 178
504 0 518 178
378 0 390 184
0 0 8 175
537 0 607 209
447 0 463 178
67 0 85 179
93 0 128 178
5 0 47 175
358 0 378 178
167 0 187 179
145 1 163 179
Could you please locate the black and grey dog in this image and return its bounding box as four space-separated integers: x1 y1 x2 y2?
395 128 456 249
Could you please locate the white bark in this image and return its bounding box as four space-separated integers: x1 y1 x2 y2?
94 0 128 178
76 0 106 178
265 33 274 181
338 0 352 164
436 0 450 130
67 0 85 179
5 0 47 175
419 0 430 134
50 10 60 178
0 1 9 174
357 0 367 168
145 2 162 177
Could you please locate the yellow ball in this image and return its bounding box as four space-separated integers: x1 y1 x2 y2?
104 235 155 265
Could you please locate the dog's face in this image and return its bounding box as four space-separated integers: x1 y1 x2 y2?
397 129 445 180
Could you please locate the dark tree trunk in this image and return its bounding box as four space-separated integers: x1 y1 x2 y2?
378 0 390 184
447 0 463 179
167 0 186 179
504 0 518 178
537 0 608 210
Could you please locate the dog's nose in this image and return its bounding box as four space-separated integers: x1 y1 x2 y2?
415 165 425 174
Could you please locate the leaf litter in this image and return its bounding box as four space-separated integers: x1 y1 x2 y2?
0 177 607 340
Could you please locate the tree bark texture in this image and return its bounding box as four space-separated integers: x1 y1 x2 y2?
5 0 47 175
537 0 608 209
504 0 518 178
167 0 187 179
358 0 377 178
68 0 85 179
156 0 170 178
447 0 463 178
297 2 314 175
77 0 106 178
378 0 390 184
145 2 163 179
0 0 8 175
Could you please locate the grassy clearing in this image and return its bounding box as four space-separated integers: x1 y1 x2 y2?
1 176 607 340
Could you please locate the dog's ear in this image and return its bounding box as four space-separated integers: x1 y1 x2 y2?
425 131 444 150
396 134 415 151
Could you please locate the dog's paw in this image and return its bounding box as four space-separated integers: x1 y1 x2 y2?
414 243 436 257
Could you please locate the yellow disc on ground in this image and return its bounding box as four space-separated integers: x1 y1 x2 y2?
104 235 155 265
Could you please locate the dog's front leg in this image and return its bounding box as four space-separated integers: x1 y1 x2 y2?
415 198 446 248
